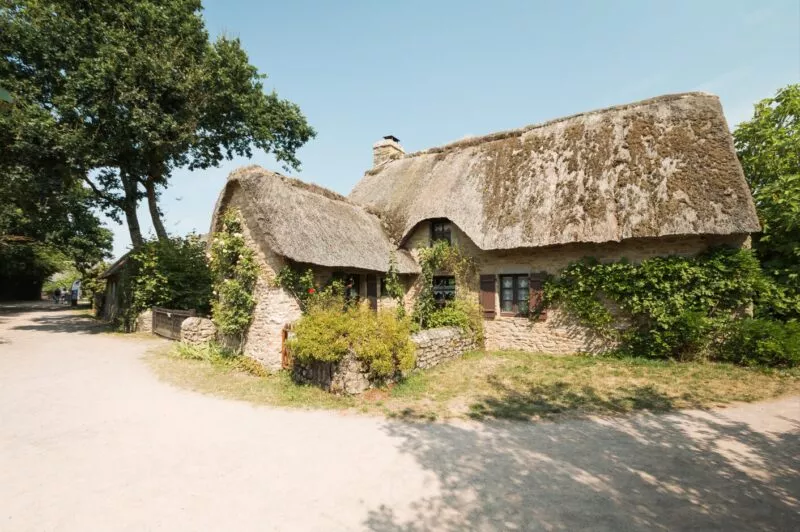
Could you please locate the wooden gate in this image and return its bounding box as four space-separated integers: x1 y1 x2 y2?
152 307 196 340
281 324 294 369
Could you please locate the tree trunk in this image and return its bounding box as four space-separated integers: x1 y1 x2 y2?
122 176 144 248
144 176 168 241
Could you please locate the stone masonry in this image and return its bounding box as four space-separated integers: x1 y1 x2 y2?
181 317 217 346
404 222 750 355
134 310 153 334
412 327 476 369
293 351 371 395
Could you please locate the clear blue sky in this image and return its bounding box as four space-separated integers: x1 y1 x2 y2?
106 0 800 258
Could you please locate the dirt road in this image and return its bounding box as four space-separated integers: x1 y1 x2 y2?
1 304 798 531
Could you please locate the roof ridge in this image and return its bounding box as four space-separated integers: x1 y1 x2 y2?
229 165 353 205
399 91 718 159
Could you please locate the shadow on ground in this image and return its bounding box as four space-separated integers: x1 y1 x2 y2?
2 302 109 335
366 405 800 531
467 378 690 420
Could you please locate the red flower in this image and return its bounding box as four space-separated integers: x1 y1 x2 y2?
307 288 316 294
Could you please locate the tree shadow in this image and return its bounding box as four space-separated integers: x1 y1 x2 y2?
11 312 110 335
467 378 689 421
365 402 800 531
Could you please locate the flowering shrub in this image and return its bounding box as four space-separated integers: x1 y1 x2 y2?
288 305 415 378
274 266 346 312
209 209 259 340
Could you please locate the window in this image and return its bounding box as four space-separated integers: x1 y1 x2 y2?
432 276 456 307
333 272 360 303
500 275 530 315
430 219 451 244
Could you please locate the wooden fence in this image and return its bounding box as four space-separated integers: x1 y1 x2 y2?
152 307 196 340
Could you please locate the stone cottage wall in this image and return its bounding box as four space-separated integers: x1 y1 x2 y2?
412 327 476 369
222 189 303 370
402 222 751 354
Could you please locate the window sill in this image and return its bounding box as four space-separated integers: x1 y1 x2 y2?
499 312 530 318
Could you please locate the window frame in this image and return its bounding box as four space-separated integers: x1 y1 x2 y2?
429 219 452 245
499 274 530 317
432 275 456 308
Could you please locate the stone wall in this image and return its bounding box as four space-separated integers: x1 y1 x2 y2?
222 190 302 370
412 327 476 369
181 317 217 345
402 222 751 354
134 309 152 333
293 352 371 395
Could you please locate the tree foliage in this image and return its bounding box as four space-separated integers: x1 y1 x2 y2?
1 0 314 246
734 84 800 320
118 235 212 330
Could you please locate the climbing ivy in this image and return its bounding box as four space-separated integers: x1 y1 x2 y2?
209 209 259 340
412 241 482 340
384 251 406 317
544 247 772 359
274 265 346 312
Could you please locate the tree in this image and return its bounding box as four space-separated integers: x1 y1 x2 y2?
0 161 113 299
734 84 800 320
1 0 315 246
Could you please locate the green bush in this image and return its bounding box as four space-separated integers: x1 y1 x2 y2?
426 299 485 343
288 305 415 378
209 210 259 338
716 319 800 368
546 247 771 360
119 235 212 330
274 266 347 312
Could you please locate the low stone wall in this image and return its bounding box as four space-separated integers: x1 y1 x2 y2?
134 309 153 333
412 327 476 369
483 307 617 354
292 327 476 395
181 317 218 345
293 352 370 395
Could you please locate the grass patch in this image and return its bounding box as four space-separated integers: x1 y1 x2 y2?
147 347 800 422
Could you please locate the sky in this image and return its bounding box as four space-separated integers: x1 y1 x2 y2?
105 0 800 258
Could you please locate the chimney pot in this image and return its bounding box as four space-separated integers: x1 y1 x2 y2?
373 135 404 167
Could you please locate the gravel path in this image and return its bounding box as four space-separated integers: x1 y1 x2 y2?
1 304 798 531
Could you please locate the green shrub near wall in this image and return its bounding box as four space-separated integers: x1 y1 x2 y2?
288 305 415 378
717 319 800 368
209 209 259 340
544 246 796 366
119 235 212 330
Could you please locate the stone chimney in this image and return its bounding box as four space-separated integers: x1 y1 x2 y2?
372 135 405 167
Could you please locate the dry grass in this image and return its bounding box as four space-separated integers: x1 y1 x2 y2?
147 347 800 422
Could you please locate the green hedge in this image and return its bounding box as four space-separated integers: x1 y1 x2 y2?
288 305 415 378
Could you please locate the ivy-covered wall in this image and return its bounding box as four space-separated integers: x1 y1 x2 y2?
402 221 752 354
217 191 301 369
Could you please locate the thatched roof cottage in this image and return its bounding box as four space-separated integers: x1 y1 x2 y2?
212 92 759 368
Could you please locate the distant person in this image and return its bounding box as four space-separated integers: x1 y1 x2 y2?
70 280 81 307
53 287 61 304
60 286 68 304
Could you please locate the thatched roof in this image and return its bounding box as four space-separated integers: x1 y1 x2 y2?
211 166 420 274
349 92 760 249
